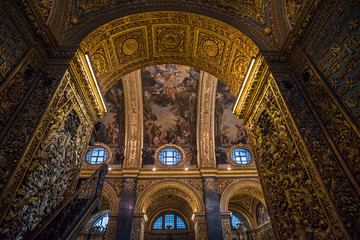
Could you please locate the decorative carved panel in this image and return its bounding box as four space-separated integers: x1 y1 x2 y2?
0 78 92 239
123 70 143 168
197 71 217 167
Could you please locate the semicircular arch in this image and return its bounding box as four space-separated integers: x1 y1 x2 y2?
220 178 265 211
134 179 205 214
75 11 260 95
102 181 119 213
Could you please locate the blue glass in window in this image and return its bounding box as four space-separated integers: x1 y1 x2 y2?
158 147 182 165
92 214 109 232
153 216 163 229
230 148 251 164
165 214 175 228
176 216 186 229
86 147 109 164
231 214 242 229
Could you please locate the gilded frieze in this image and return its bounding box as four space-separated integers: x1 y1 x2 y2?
79 12 259 95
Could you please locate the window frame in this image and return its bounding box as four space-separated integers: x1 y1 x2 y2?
151 211 188 230
85 143 112 166
227 144 254 166
155 144 186 168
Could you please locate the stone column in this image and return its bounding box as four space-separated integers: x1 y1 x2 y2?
202 177 223 240
193 213 207 240
115 177 137 240
132 213 146 240
221 211 232 240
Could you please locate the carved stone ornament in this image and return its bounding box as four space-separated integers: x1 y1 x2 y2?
123 178 135 192
204 178 216 192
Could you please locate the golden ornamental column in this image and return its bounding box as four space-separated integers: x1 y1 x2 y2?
197 71 217 168
122 70 143 168
221 211 232 240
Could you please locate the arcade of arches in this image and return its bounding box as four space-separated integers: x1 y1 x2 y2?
0 0 359 240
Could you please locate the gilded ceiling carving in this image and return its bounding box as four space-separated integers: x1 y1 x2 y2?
75 0 268 25
79 11 259 95
134 180 205 213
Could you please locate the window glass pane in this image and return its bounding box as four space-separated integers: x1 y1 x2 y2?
176 216 186 229
153 216 163 229
165 214 175 229
92 214 109 232
231 214 242 229
86 147 109 164
159 147 182 165
231 148 251 164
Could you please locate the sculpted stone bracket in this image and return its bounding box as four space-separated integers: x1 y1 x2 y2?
197 71 217 168
123 70 143 168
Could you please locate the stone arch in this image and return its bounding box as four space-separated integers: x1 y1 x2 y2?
102 181 119 214
70 11 261 96
220 178 265 212
134 179 205 214
57 3 283 51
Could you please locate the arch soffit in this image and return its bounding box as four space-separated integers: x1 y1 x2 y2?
220 179 265 211
58 2 283 51
102 181 119 213
76 11 260 95
134 179 205 214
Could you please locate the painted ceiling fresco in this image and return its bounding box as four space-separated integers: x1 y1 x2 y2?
94 80 125 164
215 81 249 147
142 64 199 148
256 201 269 226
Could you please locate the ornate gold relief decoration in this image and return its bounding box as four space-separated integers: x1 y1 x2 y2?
204 178 216 192
89 41 112 80
123 178 135 192
111 27 148 64
195 30 226 66
0 76 92 239
153 25 188 55
245 74 351 239
79 12 259 95
286 0 305 27
122 70 143 168
70 51 106 118
106 179 122 202
197 71 217 167
134 180 205 214
75 0 267 25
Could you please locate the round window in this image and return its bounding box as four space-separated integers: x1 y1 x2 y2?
158 147 182 165
86 147 109 164
230 148 252 164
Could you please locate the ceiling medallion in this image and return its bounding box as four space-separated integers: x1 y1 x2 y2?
159 30 183 50
121 37 139 56
201 39 219 58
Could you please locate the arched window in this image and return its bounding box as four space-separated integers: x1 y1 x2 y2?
230 148 252 164
152 212 187 230
86 147 109 164
90 213 109 233
230 212 249 231
231 214 243 228
158 147 182 165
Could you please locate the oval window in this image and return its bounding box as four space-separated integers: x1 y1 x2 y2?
86 147 109 164
158 147 182 165
230 148 252 164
